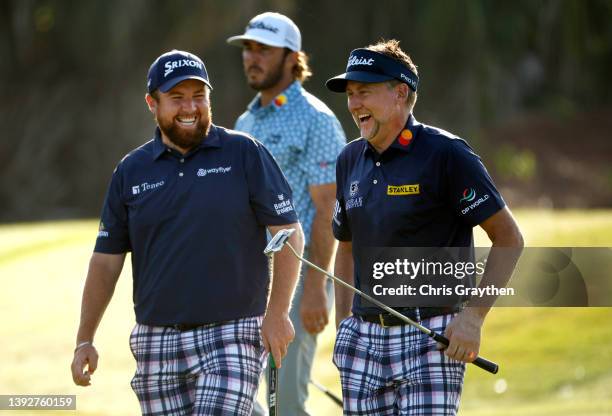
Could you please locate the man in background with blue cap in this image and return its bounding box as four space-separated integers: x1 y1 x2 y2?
327 40 523 414
228 12 346 415
70 49 304 415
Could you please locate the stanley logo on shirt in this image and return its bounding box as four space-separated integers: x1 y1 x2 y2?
387 184 420 195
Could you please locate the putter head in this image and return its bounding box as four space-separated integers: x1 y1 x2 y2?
264 228 295 255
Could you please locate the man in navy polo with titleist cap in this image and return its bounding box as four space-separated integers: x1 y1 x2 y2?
70 49 305 415
327 40 523 414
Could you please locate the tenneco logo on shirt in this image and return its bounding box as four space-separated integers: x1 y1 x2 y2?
387 184 420 195
132 180 165 195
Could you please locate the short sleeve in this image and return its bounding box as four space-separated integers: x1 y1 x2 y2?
245 139 299 225
332 152 352 241
94 165 131 253
299 113 346 186
234 111 248 131
447 140 505 226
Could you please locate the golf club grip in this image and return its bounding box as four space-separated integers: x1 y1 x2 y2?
430 332 499 374
268 355 278 415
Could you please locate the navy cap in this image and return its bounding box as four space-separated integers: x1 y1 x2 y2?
326 48 418 93
147 50 212 93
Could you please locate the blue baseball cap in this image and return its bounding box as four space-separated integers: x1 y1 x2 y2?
147 50 213 93
326 49 418 93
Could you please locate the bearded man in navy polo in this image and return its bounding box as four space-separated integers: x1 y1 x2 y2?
71 50 304 416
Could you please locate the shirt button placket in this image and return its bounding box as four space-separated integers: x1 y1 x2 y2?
178 157 185 177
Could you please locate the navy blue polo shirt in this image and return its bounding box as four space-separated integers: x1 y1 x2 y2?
332 115 505 314
94 124 298 326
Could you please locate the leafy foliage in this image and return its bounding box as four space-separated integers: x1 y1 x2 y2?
1 0 611 220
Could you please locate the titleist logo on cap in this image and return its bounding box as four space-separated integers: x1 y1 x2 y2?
164 59 204 77
348 56 374 67
247 21 279 33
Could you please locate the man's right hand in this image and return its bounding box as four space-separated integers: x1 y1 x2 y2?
71 344 98 386
300 272 329 334
72 252 125 387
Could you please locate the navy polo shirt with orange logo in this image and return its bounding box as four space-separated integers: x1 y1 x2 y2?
332 115 505 314
94 125 298 326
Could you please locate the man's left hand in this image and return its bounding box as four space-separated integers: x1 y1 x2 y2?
438 309 485 362
261 311 295 368
300 272 329 334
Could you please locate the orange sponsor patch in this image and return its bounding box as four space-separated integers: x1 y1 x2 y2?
398 129 412 146
274 94 287 107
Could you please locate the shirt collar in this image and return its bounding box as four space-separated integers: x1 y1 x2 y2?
152 129 167 159
247 80 302 113
387 113 420 153
152 124 222 160
363 114 421 157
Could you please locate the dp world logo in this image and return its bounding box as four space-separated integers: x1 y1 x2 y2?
460 188 477 203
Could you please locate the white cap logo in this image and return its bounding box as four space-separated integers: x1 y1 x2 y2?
227 12 301 52
347 56 375 68
164 59 204 77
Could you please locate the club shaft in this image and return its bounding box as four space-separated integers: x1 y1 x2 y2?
310 379 343 407
285 243 430 334
284 242 499 374
266 253 279 415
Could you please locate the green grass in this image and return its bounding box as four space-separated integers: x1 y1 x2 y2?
0 210 611 415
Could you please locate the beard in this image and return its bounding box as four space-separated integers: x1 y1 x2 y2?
246 59 286 91
157 107 212 151
354 116 381 141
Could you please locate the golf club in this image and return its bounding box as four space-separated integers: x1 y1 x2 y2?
268 355 278 415
264 229 499 374
310 379 343 408
266 250 279 415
